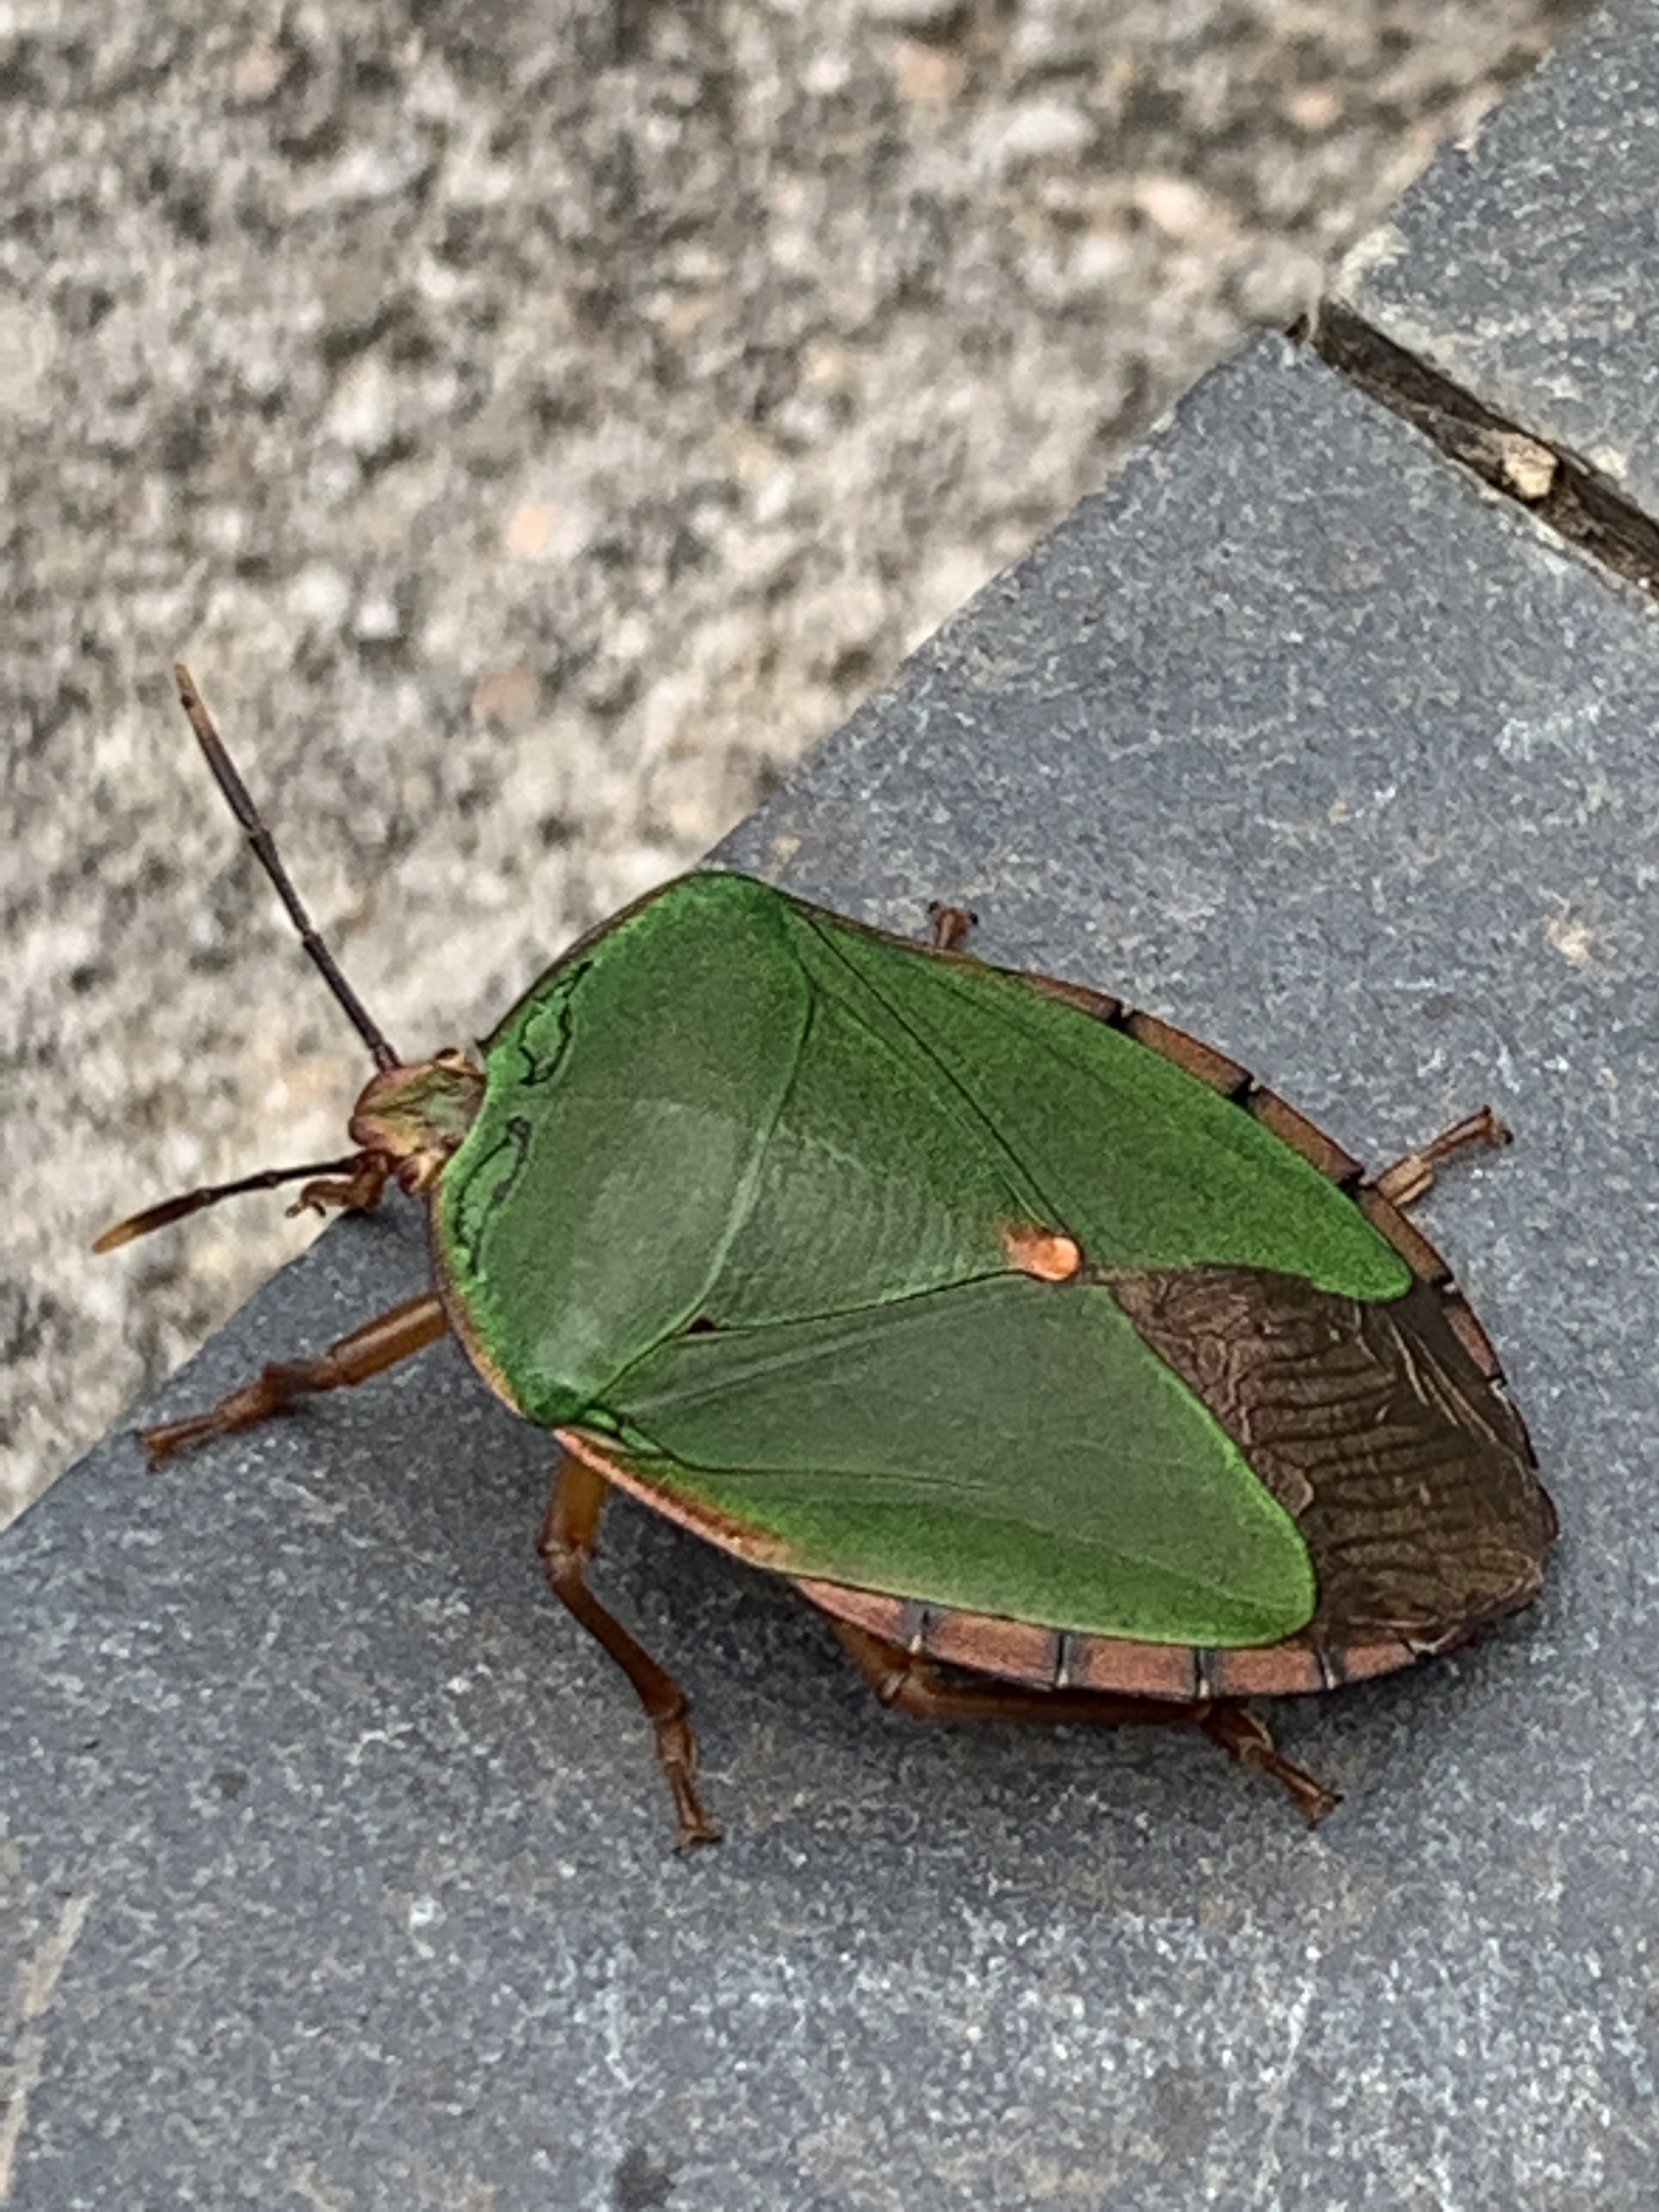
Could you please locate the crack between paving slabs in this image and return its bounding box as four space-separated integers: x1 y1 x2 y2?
1308 301 1659 604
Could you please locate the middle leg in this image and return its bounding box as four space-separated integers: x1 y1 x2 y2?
538 1454 721 1850
1369 1104 1510 1209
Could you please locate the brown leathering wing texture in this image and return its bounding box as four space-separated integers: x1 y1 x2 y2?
1108 1268 1555 1650
792 1268 1553 1704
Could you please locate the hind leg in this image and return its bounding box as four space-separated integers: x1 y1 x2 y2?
831 1621 1341 1827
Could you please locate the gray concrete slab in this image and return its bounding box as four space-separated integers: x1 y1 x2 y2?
1332 0 1659 526
9 335 1659 2207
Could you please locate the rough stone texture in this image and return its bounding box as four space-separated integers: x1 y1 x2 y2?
1332 0 1659 520
2 0 1589 1522
8 339 1659 2206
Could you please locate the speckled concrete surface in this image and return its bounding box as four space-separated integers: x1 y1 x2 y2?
7 338 1659 2206
1333 0 1659 523
3 0 1589 1521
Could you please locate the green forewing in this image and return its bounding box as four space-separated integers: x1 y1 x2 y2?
593 1274 1317 1645
773 905 1408 1297
435 871 1412 1644
440 877 809 1415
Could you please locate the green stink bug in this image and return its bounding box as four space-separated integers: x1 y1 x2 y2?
101 668 1555 1842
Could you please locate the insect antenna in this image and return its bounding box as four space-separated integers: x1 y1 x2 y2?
93 1156 369 1251
173 663 400 1072
93 669 406 1254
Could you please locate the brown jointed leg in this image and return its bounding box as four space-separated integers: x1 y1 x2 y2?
538 1454 721 1851
832 1622 1341 1827
1370 1104 1511 1209
288 1153 391 1222
1198 1704 1341 1827
138 1293 450 1464
926 900 977 952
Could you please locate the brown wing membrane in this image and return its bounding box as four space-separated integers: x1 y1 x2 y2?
1107 1268 1554 1649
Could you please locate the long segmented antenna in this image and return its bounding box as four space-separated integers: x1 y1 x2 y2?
174 664 400 1071
92 1155 367 1252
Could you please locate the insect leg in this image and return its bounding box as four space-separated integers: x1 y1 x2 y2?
925 900 977 951
537 1454 721 1851
832 1622 1341 1827
1198 1704 1342 1827
138 1294 450 1464
1369 1104 1511 1208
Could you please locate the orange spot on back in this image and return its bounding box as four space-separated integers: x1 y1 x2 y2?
1002 1224 1082 1282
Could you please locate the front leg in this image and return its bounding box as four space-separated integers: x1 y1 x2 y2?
138 1294 450 1462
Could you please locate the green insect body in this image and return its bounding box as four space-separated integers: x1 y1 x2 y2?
117 672 1555 1842
417 868 1547 1652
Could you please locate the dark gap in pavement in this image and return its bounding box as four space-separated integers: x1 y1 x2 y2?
1313 301 1659 602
